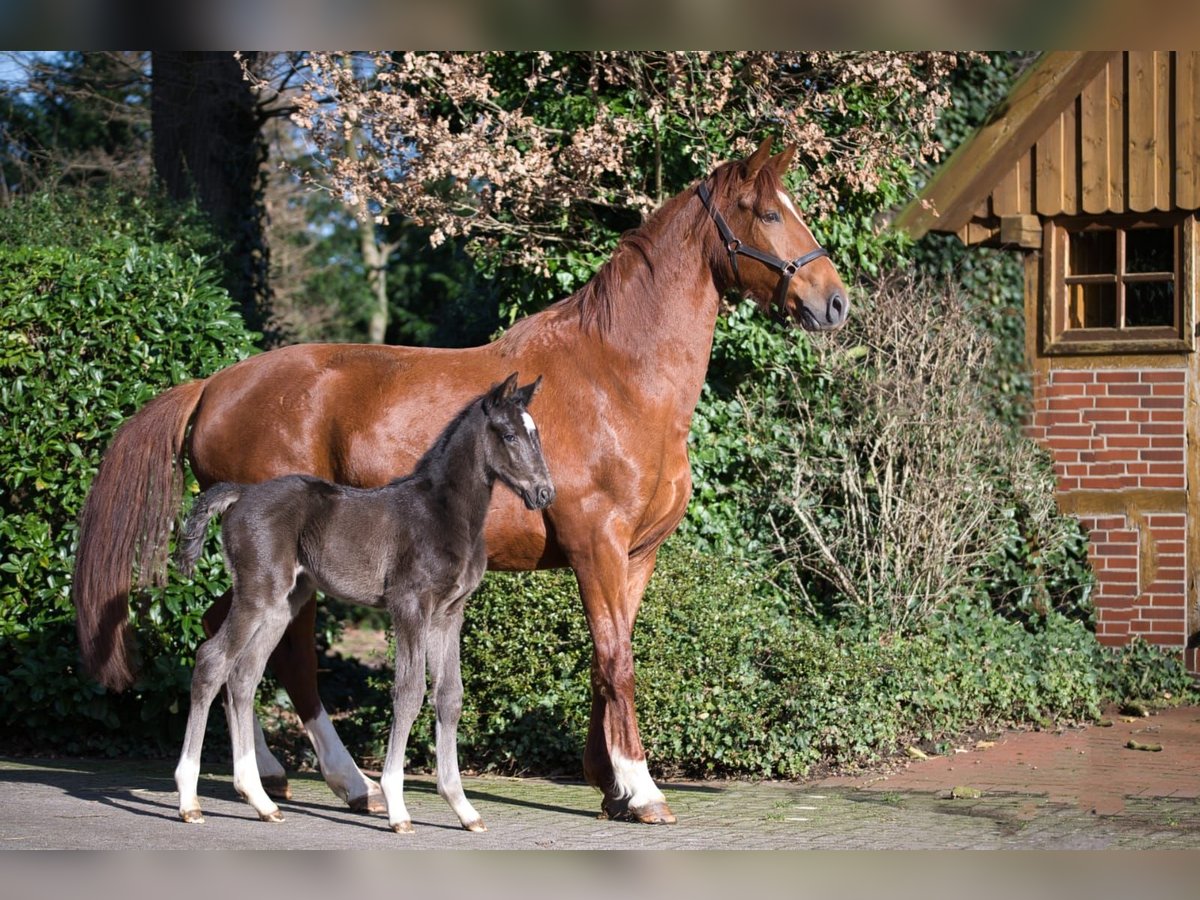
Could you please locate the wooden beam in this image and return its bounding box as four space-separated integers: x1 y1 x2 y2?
896 52 1117 240
1000 214 1042 248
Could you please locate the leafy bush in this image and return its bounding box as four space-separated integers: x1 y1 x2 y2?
0 190 256 753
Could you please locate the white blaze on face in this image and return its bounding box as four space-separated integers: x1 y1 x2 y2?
522 411 537 435
776 189 818 245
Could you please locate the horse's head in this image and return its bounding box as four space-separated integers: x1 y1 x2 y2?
702 137 848 331
481 373 555 511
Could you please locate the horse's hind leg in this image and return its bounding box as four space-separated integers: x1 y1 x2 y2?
204 591 289 799
176 605 262 824
225 599 294 823
286 595 386 813
427 606 484 832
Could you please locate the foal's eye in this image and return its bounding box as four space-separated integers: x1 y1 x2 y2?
761 210 781 223
503 433 517 444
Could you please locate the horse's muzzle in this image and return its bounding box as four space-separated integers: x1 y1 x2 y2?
798 291 848 331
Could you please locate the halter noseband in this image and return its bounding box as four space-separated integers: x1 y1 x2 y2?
697 180 829 308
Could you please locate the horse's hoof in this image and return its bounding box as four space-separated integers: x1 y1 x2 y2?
600 796 677 825
259 809 285 824
390 820 414 834
462 819 487 833
260 775 292 801
348 792 388 815
634 800 677 825
180 809 205 825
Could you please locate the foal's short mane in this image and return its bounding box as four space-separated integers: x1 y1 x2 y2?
504 158 778 340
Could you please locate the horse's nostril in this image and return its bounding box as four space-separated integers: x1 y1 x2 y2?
537 486 554 507
828 293 845 323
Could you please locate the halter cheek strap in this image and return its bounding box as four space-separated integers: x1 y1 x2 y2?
697 181 829 307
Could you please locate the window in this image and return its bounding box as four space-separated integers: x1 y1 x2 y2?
1044 217 1193 355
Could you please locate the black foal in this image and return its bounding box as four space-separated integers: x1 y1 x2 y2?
172 373 553 833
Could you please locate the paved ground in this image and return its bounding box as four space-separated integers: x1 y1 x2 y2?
3 705 1199 850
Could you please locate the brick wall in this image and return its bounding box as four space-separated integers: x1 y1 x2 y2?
1027 368 1189 652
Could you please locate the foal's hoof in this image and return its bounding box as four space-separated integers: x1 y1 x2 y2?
348 791 388 815
259 809 285 824
180 809 205 825
600 796 677 825
390 820 414 834
260 775 292 801
462 818 488 833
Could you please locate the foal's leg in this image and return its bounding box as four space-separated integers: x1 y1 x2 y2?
176 599 266 824
205 591 386 812
379 603 428 834
225 600 295 823
573 540 675 824
427 606 484 832
204 592 288 799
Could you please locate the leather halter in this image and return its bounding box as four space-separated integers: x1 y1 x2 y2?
697 180 829 308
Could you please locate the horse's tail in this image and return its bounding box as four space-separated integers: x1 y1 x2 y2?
72 380 207 692
174 484 242 577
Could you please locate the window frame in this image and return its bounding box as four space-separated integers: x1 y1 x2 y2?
1042 214 1195 356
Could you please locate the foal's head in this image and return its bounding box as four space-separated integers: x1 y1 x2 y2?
703 137 849 332
481 373 555 510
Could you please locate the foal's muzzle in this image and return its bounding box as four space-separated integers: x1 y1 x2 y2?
523 483 556 510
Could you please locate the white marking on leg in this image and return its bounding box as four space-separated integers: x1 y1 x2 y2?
253 718 287 781
304 708 380 805
233 749 279 820
380 767 411 832
175 757 201 816
610 750 666 810
521 411 537 434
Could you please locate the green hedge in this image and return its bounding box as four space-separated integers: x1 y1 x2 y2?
348 539 1194 780
0 191 256 753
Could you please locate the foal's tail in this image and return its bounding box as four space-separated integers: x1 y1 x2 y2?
72 380 206 692
174 484 242 577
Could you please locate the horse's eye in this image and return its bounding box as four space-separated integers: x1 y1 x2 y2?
503 433 517 444
761 210 781 223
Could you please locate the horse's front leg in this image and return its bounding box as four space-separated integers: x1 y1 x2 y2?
380 603 428 834
572 540 675 825
427 605 485 832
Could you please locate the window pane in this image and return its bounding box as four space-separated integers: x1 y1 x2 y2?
1068 281 1116 329
1069 230 1115 276
1126 227 1174 274
1125 280 1175 327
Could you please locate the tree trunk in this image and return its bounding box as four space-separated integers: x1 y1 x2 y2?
151 51 274 341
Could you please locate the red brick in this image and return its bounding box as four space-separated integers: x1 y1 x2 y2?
1052 371 1097 384
1044 411 1083 425
1140 449 1183 462
1091 422 1139 435
1096 633 1129 646
1094 395 1138 409
1140 370 1186 383
1053 425 1099 437
1139 476 1186 489
1049 396 1094 412
1097 371 1141 383
1081 407 1130 422
1151 382 1187 395
1103 435 1150 449
1144 396 1186 409
1147 463 1185 476
1105 383 1153 396
1148 409 1184 422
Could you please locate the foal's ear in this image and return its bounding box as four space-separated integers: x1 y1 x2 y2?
744 136 774 181
483 372 519 412
513 375 543 408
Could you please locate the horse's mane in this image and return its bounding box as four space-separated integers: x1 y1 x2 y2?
502 156 779 341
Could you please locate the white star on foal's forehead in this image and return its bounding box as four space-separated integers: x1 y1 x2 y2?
522 411 537 434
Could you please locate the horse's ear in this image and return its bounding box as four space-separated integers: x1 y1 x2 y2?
744 136 774 181
771 143 796 176
514 375 543 408
483 372 519 412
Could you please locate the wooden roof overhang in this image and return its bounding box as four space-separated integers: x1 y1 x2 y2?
896 51 1200 249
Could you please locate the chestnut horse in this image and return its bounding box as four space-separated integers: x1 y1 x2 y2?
72 137 848 824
